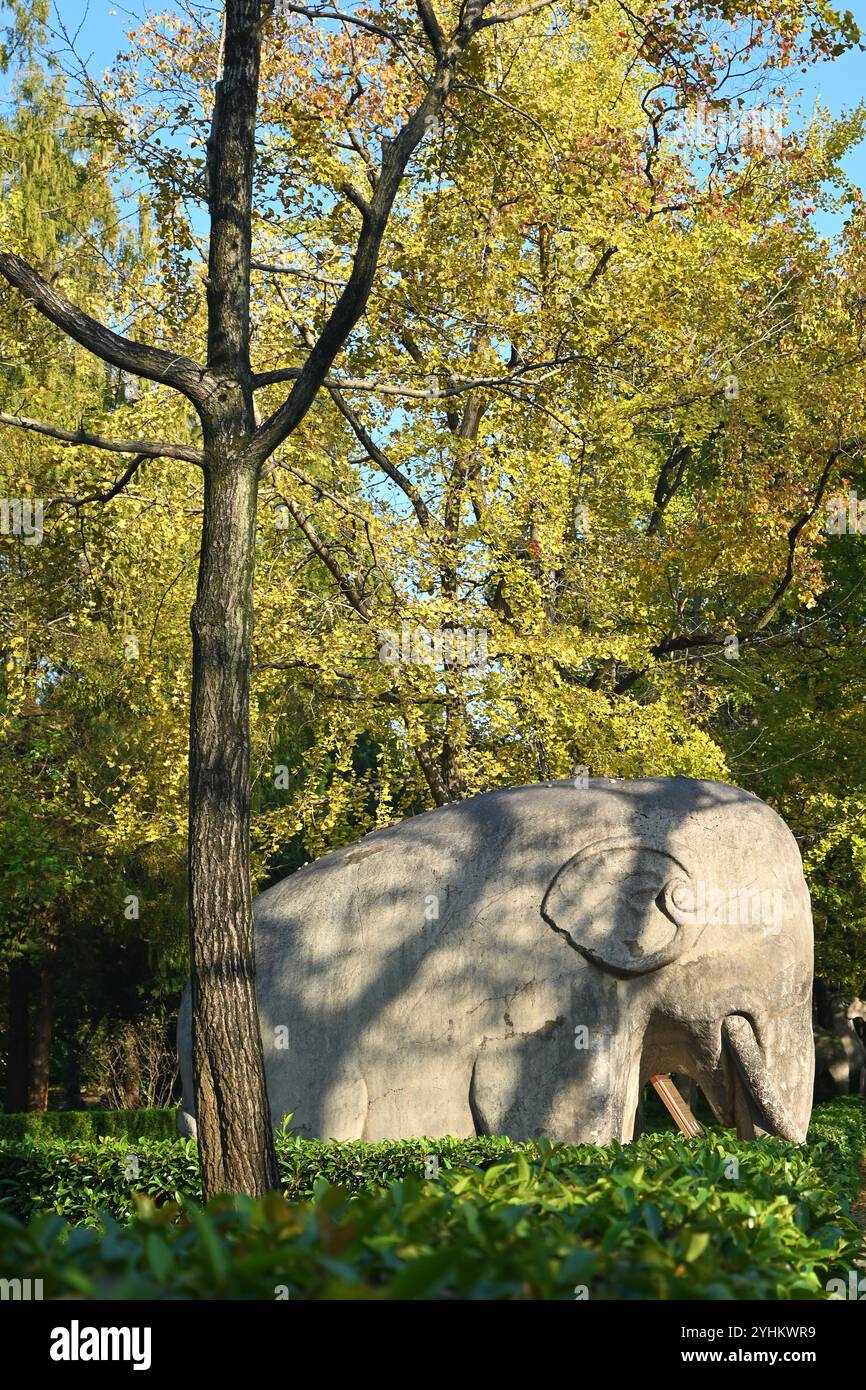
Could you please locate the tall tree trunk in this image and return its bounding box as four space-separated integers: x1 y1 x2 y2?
189 449 277 1198
185 0 277 1199
26 961 53 1112
6 960 31 1112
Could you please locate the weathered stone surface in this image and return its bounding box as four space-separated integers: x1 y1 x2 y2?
814 995 866 1100
179 776 815 1145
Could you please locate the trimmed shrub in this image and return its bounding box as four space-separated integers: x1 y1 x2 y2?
0 1109 178 1143
0 1098 861 1299
0 1133 524 1224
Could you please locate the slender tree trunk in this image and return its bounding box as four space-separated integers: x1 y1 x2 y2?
61 1033 85 1111
6 960 31 1112
26 961 53 1112
189 445 277 1198
183 0 277 1198
122 1024 141 1109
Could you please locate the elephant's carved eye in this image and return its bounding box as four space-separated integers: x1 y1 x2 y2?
541 837 706 977
668 881 695 915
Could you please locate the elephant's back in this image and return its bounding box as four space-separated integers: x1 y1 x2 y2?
252 786 549 993
250 774 807 1003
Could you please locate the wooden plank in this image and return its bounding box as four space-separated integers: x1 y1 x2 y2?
650 1074 704 1137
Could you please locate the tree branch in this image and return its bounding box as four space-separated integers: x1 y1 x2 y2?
255 658 450 705
341 181 375 222
47 453 149 509
0 411 205 465
250 259 347 288
416 0 446 59
751 446 843 633
647 440 690 536
614 444 856 691
277 4 406 45
477 0 558 26
0 253 213 406
274 495 372 620
252 357 575 398
327 387 433 530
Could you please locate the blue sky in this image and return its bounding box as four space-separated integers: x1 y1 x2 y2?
784 4 866 206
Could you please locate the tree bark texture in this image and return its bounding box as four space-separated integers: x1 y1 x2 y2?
189 448 278 1197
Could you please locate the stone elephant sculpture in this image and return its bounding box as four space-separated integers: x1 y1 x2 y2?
178 776 815 1146
813 995 866 1101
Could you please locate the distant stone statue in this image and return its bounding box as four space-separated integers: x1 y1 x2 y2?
813 994 866 1100
179 777 815 1146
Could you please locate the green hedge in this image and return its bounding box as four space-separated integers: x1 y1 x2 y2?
0 1109 177 1143
0 1132 527 1225
2 1099 862 1227
0 1098 862 1299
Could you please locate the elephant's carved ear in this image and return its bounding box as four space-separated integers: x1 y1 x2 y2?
541 838 704 977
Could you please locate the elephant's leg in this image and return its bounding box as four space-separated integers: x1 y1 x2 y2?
469 1033 591 1141
469 1024 640 1146
261 1023 370 1140
362 1059 474 1141
734 1072 761 1138
847 1039 866 1095
176 983 197 1139
631 1091 645 1141
828 1052 850 1096
469 1036 572 1140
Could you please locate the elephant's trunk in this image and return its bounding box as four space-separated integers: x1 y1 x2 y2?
722 1013 811 1143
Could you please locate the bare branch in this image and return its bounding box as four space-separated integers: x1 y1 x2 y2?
0 253 213 406
397 329 461 430
250 259 347 288
656 447 848 651
341 181 375 222
327 387 434 529
647 439 690 536
252 355 577 398
261 285 434 531
751 447 844 633
615 444 859 692
255 657 450 704
277 3 406 44
253 367 434 397
583 245 616 290
47 453 148 510
454 80 562 177
274 494 372 620
0 411 205 465
477 0 558 27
